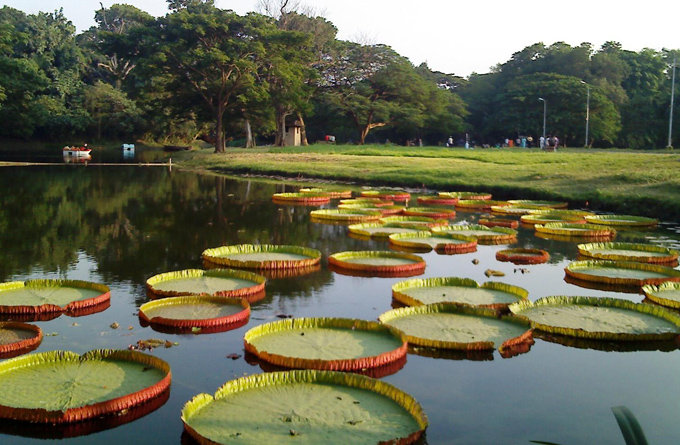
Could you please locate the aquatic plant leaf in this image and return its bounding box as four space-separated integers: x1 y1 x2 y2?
202 244 321 270
611 406 649 445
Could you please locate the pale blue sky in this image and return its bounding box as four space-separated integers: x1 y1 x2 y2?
2 0 679 77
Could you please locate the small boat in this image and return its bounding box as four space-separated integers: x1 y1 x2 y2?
163 145 191 152
122 143 135 150
63 146 92 156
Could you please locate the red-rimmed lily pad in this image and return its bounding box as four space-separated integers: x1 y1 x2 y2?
388 231 477 254
643 282 680 309
478 218 519 229
0 280 110 319
521 211 588 225
507 199 568 208
584 214 658 228
329 251 426 277
338 203 405 215
360 190 411 202
272 192 330 205
181 370 428 445
146 268 266 299
564 260 680 287
578 242 679 264
379 215 448 228
0 322 42 359
391 277 528 310
139 296 250 333
490 205 550 215
509 296 680 341
347 222 422 239
417 195 458 205
339 198 394 206
439 191 492 200
310 209 382 223
432 224 517 244
244 318 407 373
0 349 171 423
299 188 352 198
378 303 533 356
401 207 456 219
201 244 321 270
534 222 616 238
496 248 550 264
456 199 510 211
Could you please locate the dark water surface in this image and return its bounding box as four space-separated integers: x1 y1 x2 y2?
1 165 680 444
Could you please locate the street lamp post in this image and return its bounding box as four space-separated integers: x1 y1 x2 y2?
669 57 676 149
581 81 590 147
538 97 546 144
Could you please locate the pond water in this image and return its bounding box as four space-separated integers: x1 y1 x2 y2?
1 163 680 444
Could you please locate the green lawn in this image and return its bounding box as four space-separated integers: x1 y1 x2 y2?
172 144 680 219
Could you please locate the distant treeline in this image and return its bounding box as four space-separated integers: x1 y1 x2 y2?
0 0 677 150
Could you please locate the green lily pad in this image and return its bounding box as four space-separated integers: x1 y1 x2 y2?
244 318 406 372
432 224 517 243
139 296 250 332
534 223 616 238
329 251 426 276
0 322 42 358
642 282 680 309
439 191 492 200
359 190 411 201
507 199 568 208
0 280 110 317
585 214 658 227
391 277 528 309
379 303 532 352
272 192 330 204
388 231 477 254
521 211 588 225
509 296 680 341
347 223 422 239
578 242 679 264
565 260 680 286
310 209 382 223
146 269 266 299
0 350 171 423
201 244 321 270
401 207 456 219
182 370 427 445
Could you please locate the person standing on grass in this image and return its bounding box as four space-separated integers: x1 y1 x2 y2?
539 135 545 149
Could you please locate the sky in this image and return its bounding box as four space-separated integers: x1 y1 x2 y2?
2 0 679 77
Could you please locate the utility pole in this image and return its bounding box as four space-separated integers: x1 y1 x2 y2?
669 57 676 148
538 97 546 140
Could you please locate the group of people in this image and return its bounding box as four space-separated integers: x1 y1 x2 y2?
539 135 559 150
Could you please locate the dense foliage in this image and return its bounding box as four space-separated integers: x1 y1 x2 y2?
0 2 677 149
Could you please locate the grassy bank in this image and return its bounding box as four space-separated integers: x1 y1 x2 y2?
170 144 680 220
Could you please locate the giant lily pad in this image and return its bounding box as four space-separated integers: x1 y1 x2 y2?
496 248 550 264
478 218 519 229
181 370 427 445
379 215 448 228
642 282 680 309
339 198 393 206
388 231 477 254
402 207 456 219
456 200 510 210
338 203 405 215
329 251 426 277
534 222 616 238
578 242 679 264
201 244 321 270
0 280 110 318
432 224 517 244
417 195 459 205
379 303 533 355
146 268 266 299
299 188 352 198
310 209 382 223
244 318 406 372
0 322 42 359
391 277 528 310
347 223 422 239
139 296 250 333
521 211 588 225
439 191 492 200
272 192 330 205
507 199 568 208
490 205 547 215
360 190 411 202
0 349 171 423
509 296 680 341
585 214 658 228
564 260 680 287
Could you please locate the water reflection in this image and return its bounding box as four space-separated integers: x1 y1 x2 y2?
534 331 679 353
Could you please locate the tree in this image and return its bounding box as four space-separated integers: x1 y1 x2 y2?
155 4 269 152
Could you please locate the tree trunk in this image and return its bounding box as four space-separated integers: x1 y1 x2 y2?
275 109 289 146
244 119 255 148
359 125 369 145
215 105 226 153
297 111 308 146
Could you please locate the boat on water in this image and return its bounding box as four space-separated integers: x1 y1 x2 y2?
63 145 92 156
